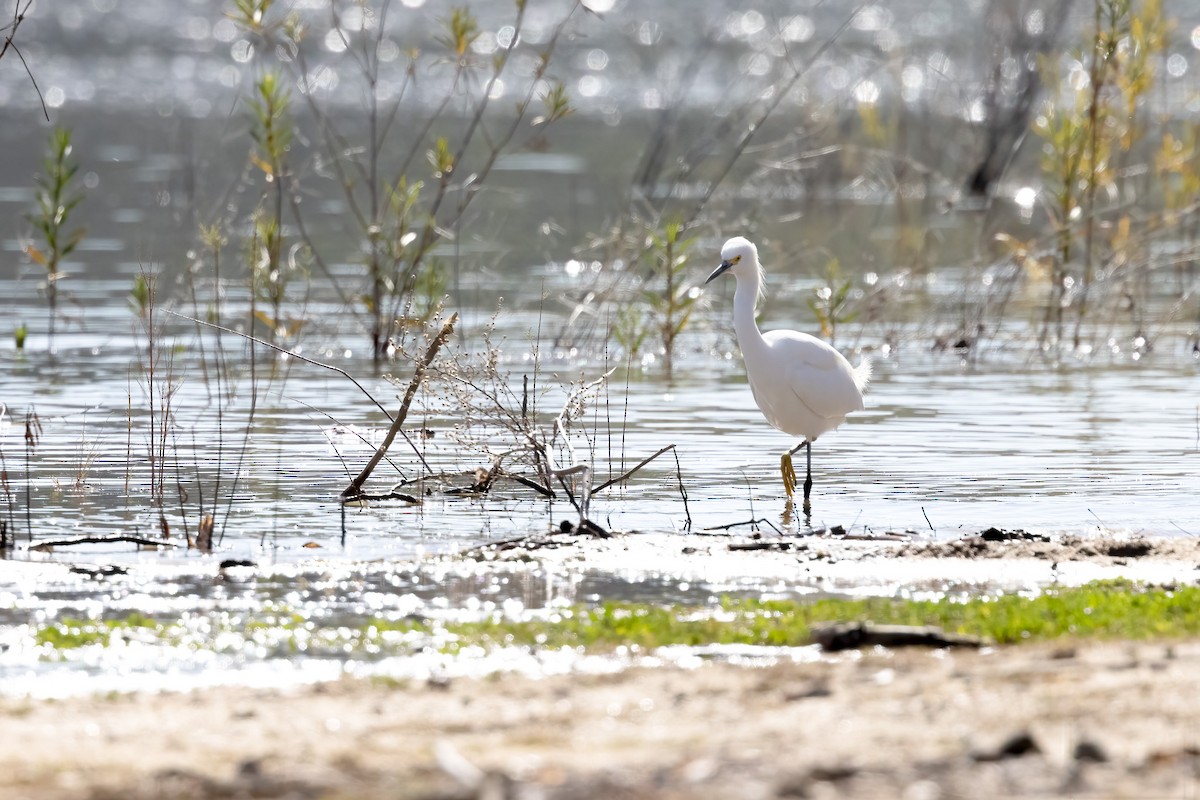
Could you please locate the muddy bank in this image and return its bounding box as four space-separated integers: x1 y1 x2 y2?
458 528 1200 595
4 530 1200 798
4 639 1200 799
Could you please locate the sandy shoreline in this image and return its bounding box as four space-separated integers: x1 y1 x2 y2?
4 530 1200 798
4 639 1200 799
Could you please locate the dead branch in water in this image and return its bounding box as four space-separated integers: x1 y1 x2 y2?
343 314 458 499
383 466 556 501
343 490 421 505
29 535 180 551
590 442 691 528
703 517 784 536
592 444 675 494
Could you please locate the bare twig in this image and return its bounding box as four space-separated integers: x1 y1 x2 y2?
501 469 556 498
164 309 395 419
592 444 676 494
23 408 39 542
729 540 795 552
343 490 421 505
685 5 864 222
343 313 458 498
702 517 784 536
673 446 691 529
1 1 48 121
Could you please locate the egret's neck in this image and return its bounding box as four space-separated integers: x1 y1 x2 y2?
732 268 766 355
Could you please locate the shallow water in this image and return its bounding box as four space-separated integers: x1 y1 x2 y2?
3 273 1197 565
2 0 1200 695
2 266 1195 696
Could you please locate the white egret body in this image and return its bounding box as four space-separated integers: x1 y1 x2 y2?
706 237 870 506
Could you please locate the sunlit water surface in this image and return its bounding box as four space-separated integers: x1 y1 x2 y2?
1 273 1197 696
2 0 1200 694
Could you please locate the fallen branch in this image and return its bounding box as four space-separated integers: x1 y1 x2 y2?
343 314 458 499
811 622 987 652
592 444 675 494
68 565 129 578
728 540 795 552
500 469 556 498
463 522 611 558
461 533 575 557
703 517 783 536
30 535 179 551
389 467 554 500
342 490 421 505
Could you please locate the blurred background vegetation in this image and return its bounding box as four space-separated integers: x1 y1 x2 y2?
2 0 1198 367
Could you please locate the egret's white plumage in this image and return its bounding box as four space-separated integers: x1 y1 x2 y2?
706 236 870 505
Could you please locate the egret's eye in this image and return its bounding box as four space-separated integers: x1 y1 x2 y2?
733 255 741 264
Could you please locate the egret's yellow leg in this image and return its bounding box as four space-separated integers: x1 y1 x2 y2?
781 451 797 497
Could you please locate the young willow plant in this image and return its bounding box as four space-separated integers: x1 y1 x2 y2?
290 2 576 361
808 257 857 344
26 127 84 352
644 220 698 380
1032 0 1167 350
246 70 298 342
1155 126 1200 300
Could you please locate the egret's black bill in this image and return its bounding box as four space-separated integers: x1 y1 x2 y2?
706 260 734 284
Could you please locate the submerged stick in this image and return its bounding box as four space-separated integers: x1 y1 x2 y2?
30 535 180 551
343 314 458 499
592 444 675 494
673 447 691 530
702 517 784 536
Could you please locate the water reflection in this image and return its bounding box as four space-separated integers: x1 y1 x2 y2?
0 0 1198 696
0 277 1194 571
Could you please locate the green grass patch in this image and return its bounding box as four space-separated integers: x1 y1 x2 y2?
29 582 1200 657
376 580 1200 652
35 612 164 650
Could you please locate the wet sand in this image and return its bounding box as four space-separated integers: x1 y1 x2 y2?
4 638 1199 799
4 530 1200 799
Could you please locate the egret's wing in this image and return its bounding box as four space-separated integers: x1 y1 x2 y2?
764 331 865 418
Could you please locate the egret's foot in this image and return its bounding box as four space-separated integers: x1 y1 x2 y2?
781 452 797 498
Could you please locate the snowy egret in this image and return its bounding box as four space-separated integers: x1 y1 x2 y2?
706 237 870 508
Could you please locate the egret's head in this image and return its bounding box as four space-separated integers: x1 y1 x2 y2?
706 236 761 286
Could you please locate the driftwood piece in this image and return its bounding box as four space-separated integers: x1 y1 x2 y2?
30 535 178 551
463 521 612 558
342 490 422 505
343 314 458 499
703 517 784 536
979 527 1050 543
728 541 795 552
559 518 610 537
811 621 987 652
68 565 129 578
